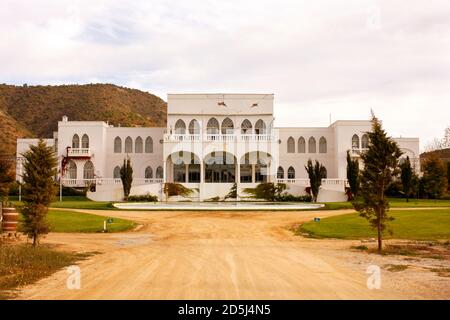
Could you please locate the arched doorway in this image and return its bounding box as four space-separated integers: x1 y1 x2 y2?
204 151 236 183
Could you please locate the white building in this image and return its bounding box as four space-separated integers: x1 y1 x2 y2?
16 93 420 202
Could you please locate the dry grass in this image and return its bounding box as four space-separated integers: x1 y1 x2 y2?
385 264 409 272
0 242 97 299
368 242 450 260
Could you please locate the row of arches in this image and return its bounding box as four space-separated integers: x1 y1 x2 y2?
173 118 267 135
65 160 94 179
276 165 328 179
114 136 153 153
352 134 369 149
287 136 327 154
113 165 163 179
72 134 89 148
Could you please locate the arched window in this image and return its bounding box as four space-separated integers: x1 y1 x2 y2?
125 137 133 153
114 137 122 153
287 137 295 153
67 160 77 179
277 166 284 179
155 166 164 179
175 119 186 134
81 134 89 148
298 137 305 153
72 134 80 148
241 119 252 134
221 117 234 134
207 118 220 134
255 119 266 135
135 136 143 153
288 166 296 179
83 161 94 179
361 134 369 149
145 137 153 153
352 134 360 149
113 166 121 179
308 137 316 153
189 119 200 135
319 137 327 153
145 166 153 179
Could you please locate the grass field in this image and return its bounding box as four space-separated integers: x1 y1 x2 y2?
44 209 135 233
0 244 95 299
10 196 116 210
299 209 450 240
323 198 450 210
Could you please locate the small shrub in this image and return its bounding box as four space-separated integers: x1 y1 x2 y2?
163 183 193 197
278 194 312 202
127 193 158 202
351 245 368 251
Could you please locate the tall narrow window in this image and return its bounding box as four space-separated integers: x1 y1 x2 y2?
255 119 266 135
81 134 89 148
67 160 77 179
188 119 200 134
319 137 327 153
352 134 360 149
135 136 143 153
175 119 186 134
114 137 122 153
72 134 80 148
287 137 295 153
288 166 296 179
207 118 220 134
113 166 121 179
277 166 284 179
145 166 153 179
145 137 153 153
156 166 164 179
361 134 369 149
125 137 133 153
298 137 306 153
83 161 94 179
221 117 234 134
308 137 316 153
241 119 252 134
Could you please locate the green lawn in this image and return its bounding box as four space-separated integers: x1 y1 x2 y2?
11 196 116 210
323 198 450 210
299 209 450 240
18 209 135 233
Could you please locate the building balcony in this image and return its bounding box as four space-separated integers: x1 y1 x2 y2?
163 133 276 143
67 148 91 157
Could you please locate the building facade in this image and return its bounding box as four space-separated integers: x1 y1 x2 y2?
16 93 420 202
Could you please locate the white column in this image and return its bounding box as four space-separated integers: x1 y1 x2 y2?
163 160 167 182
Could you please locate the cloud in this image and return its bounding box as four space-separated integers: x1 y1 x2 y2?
0 0 449 149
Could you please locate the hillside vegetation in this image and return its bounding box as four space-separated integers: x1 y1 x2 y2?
0 83 167 155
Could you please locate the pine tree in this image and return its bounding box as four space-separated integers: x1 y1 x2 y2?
0 151 15 207
400 156 414 202
20 139 58 246
120 157 133 201
305 160 327 203
354 113 402 254
346 150 360 200
421 154 447 199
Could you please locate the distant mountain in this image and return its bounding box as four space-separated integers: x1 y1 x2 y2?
420 148 450 164
0 83 167 155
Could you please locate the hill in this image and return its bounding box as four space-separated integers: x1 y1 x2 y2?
0 83 167 155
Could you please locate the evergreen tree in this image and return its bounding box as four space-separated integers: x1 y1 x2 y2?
400 156 413 202
120 157 133 201
354 113 402 254
421 154 448 199
0 152 15 207
20 139 57 246
305 160 327 203
346 150 360 200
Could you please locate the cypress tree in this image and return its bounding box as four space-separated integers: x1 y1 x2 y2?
20 139 58 246
354 113 402 254
120 157 133 201
400 156 413 202
346 150 360 200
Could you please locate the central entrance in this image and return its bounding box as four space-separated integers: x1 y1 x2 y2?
204 151 236 183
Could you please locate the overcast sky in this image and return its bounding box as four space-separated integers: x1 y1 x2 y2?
1 0 449 149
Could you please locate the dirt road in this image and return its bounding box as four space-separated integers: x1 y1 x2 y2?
16 209 450 299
